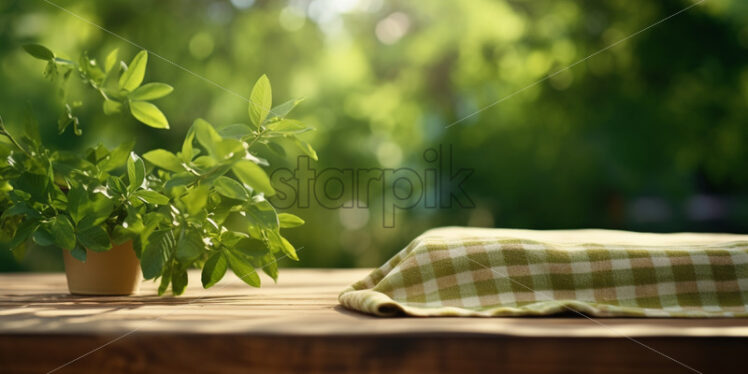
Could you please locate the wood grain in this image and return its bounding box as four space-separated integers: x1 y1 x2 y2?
1 269 747 373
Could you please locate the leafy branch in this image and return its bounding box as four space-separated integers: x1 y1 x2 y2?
23 44 172 133
1 45 318 296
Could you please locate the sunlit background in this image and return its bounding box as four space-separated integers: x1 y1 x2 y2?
1 0 747 272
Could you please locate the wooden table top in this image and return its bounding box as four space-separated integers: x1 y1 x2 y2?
2 269 748 373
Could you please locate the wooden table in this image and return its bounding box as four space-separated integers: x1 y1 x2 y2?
1 269 747 373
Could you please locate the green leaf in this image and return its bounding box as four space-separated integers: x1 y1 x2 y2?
132 190 170 205
171 268 188 295
260 253 279 281
48 215 76 250
181 128 195 163
215 138 243 160
268 231 299 261
8 220 38 250
141 212 167 239
193 118 221 151
88 144 111 164
217 123 254 140
182 185 209 216
14 172 48 202
193 119 242 159
102 52 121 91
129 100 169 129
141 230 175 279
213 176 249 201
164 174 198 193
269 98 304 120
267 119 310 134
227 251 261 287
233 237 267 258
293 138 318 161
70 246 87 262
105 176 125 198
107 178 126 201
223 212 255 237
23 44 54 60
119 50 148 91
10 242 28 261
102 100 123 115
248 74 272 127
78 51 104 82
111 226 135 246
279 233 299 261
77 225 112 252
67 185 88 224
266 141 286 156
100 140 135 172
193 118 223 158
127 152 146 191
176 229 203 262
215 228 240 244
278 213 305 228
104 48 119 72
190 156 216 172
245 198 279 230
77 195 115 229
1 202 38 220
143 149 183 172
57 105 78 135
232 160 275 196
128 83 173 101
158 264 172 296
201 251 227 288
32 228 55 246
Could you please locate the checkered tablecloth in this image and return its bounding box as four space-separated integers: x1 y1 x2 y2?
339 227 748 317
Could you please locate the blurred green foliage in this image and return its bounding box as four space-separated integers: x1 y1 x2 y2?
1 0 747 272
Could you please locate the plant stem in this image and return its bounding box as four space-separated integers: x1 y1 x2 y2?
246 128 267 150
96 87 111 101
187 164 223 188
0 114 33 158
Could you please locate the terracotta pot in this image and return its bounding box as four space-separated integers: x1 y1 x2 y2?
62 240 142 296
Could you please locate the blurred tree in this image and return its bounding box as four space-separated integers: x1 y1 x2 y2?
0 0 746 270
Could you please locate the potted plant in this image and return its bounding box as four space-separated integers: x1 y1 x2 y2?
0 44 317 295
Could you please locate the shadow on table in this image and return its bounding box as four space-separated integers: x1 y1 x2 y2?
0 293 279 332
0 293 252 307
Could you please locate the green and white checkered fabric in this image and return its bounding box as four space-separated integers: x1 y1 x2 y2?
339 227 748 317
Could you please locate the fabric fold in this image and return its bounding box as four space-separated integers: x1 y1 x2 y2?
339 227 748 317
